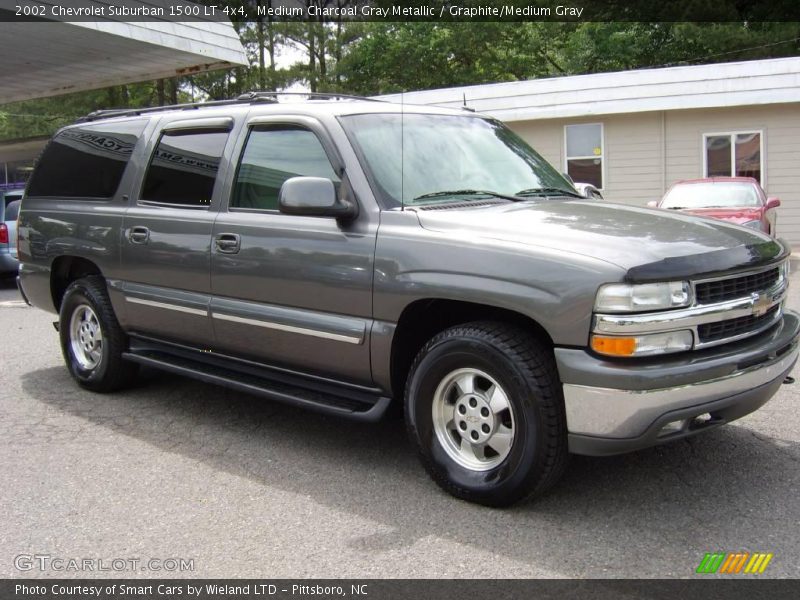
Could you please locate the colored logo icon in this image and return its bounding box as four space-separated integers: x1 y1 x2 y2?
696 552 773 574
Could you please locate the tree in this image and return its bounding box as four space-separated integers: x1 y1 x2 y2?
0 80 189 140
336 22 574 95
334 20 800 95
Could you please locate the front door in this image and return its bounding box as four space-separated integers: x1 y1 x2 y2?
209 117 377 385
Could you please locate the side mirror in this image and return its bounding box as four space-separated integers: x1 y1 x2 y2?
647 200 659 208
279 177 357 220
765 197 781 210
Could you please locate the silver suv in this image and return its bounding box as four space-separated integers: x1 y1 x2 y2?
16 94 798 506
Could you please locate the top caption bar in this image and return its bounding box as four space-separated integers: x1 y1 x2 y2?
2 0 800 22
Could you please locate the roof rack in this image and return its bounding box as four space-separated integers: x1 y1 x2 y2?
78 91 382 122
237 91 384 103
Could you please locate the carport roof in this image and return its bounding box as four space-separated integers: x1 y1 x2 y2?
0 17 248 103
378 57 800 121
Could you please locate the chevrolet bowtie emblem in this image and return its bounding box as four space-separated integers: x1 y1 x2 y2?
751 292 772 317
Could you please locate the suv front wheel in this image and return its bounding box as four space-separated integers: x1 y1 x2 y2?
405 322 568 506
59 276 138 392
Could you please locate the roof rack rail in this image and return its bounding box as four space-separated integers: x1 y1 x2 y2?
78 97 265 122
235 91 384 103
78 90 382 122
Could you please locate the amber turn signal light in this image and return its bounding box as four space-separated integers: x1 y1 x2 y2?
590 335 637 357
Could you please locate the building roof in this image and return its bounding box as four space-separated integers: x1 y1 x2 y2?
378 57 800 121
0 3 248 103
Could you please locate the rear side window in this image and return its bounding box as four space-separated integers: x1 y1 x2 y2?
5 200 21 221
27 120 145 198
141 129 229 207
231 126 340 211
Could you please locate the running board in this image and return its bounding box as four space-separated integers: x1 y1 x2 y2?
122 349 391 422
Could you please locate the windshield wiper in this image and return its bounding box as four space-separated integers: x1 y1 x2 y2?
410 189 520 204
515 187 584 199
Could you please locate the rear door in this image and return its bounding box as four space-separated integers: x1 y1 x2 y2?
119 116 239 346
208 115 378 385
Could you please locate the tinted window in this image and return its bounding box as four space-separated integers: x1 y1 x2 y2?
232 126 340 211
141 130 229 207
5 200 21 221
26 120 145 198
4 192 23 204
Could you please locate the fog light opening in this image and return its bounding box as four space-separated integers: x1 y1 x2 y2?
658 419 687 437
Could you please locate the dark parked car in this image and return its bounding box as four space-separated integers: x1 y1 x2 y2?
649 177 780 235
16 94 798 506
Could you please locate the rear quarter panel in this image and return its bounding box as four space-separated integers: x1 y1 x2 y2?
17 118 158 314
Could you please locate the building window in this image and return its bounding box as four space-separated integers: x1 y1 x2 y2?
703 131 763 184
141 129 229 207
565 123 603 189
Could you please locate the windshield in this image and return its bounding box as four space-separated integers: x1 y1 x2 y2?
339 113 575 207
661 182 761 209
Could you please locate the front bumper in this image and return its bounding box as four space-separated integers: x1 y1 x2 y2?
558 310 799 456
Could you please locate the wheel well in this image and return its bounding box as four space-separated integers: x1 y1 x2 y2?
390 299 553 401
51 256 102 311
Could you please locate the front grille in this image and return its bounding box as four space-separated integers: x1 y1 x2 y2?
695 267 780 304
697 305 779 343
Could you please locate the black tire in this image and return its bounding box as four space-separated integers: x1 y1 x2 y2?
405 321 568 507
59 276 138 392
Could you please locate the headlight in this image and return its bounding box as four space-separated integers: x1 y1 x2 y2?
594 281 691 313
591 331 694 357
779 260 790 285
741 219 764 230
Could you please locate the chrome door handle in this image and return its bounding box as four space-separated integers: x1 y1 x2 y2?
215 233 241 254
129 226 150 244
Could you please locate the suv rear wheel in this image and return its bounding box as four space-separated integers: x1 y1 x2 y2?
405 321 568 506
59 276 138 392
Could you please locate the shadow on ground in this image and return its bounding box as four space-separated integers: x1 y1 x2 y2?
22 366 800 576
0 276 19 291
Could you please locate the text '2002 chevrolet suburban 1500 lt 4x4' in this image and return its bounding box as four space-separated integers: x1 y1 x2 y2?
16 93 799 506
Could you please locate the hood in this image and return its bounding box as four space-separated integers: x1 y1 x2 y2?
678 206 763 225
414 199 786 280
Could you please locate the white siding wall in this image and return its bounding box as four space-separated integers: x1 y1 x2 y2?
511 113 664 206
511 120 563 169
510 103 800 244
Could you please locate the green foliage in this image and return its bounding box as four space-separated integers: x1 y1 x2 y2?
558 22 800 74
337 22 575 95
0 81 190 140
339 21 800 95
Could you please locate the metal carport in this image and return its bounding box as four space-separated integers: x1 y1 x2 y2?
0 1 248 103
